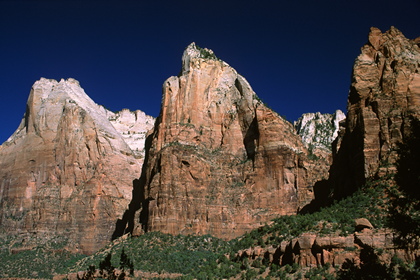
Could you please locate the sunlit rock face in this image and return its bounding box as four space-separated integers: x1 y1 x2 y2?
294 110 346 159
293 110 346 189
132 43 318 239
107 108 155 164
330 27 420 198
0 78 149 254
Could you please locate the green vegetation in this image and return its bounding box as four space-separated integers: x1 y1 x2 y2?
71 232 232 278
0 236 85 279
226 181 388 254
194 44 220 61
60 180 393 279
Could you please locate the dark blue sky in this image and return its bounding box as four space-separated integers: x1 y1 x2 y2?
1 0 419 144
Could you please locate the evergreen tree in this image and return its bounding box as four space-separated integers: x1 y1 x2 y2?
119 248 134 276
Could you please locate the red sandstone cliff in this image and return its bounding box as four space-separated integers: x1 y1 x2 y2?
330 27 420 198
0 78 145 254
131 43 317 239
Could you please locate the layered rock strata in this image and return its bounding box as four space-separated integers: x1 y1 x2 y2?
0 78 146 254
236 228 419 269
330 27 420 198
131 43 316 239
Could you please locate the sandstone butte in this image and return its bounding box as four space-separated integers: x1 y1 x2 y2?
0 78 153 255
329 26 420 198
121 43 326 240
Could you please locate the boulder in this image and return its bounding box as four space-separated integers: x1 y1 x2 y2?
355 218 374 231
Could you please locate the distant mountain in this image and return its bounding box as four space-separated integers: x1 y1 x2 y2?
294 110 345 158
0 78 154 254
107 108 155 163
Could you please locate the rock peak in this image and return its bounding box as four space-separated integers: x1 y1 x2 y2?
0 78 145 254
294 109 346 154
182 43 223 74
128 41 319 240
183 42 217 59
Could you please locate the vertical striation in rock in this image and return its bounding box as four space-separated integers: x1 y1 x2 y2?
0 78 146 254
132 43 315 239
330 27 420 198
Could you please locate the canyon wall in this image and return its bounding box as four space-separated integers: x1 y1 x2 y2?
330 27 420 198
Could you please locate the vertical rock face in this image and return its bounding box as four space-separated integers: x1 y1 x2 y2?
330 27 420 198
0 78 145 254
293 110 346 191
135 43 314 239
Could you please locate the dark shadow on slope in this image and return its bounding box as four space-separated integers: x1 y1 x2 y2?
328 87 367 200
280 242 294 266
300 112 366 214
25 104 30 132
299 179 331 214
111 178 144 240
336 246 393 280
243 116 259 164
389 116 420 250
111 131 155 240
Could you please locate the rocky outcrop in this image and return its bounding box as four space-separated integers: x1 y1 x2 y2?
107 109 155 163
130 43 316 239
294 110 346 158
329 27 420 198
236 227 419 269
0 78 147 254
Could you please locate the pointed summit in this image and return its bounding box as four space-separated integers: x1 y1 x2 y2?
11 78 123 144
183 42 218 60
0 78 142 254
129 41 319 239
181 43 224 74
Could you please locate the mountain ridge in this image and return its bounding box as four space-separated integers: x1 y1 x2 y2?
0 26 419 279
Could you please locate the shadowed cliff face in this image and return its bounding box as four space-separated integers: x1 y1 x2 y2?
0 78 144 255
130 43 319 239
330 27 420 198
